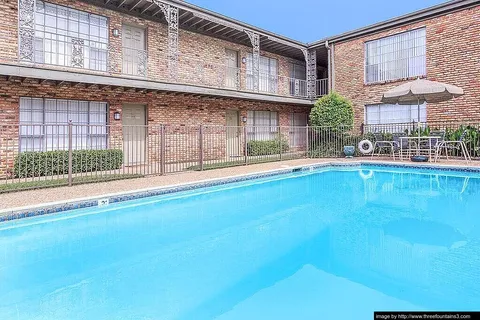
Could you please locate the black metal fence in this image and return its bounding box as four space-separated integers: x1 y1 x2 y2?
0 121 478 193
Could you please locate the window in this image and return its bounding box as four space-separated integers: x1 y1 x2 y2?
289 62 307 97
246 54 278 93
289 63 306 80
34 1 108 71
247 111 278 140
19 97 108 151
365 28 426 83
365 103 426 132
290 113 307 147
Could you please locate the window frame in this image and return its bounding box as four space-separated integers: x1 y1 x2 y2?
246 54 279 93
364 27 426 84
19 97 109 152
246 110 279 140
364 103 427 127
33 1 109 72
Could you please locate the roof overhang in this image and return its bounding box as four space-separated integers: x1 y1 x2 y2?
78 0 308 61
0 64 313 106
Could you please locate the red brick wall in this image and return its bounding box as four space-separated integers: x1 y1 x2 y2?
0 0 305 93
0 78 309 174
333 5 480 128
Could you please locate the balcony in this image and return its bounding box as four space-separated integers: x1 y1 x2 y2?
142 55 327 100
13 0 331 104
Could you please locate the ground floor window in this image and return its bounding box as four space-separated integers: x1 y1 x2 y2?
247 110 278 140
19 97 108 151
290 113 307 146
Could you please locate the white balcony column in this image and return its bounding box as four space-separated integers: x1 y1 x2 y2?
245 30 260 92
152 0 179 80
18 0 36 62
305 49 317 99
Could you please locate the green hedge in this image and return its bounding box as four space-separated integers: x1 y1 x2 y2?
247 139 289 156
14 149 123 178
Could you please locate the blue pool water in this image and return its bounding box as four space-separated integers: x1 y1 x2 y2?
0 165 479 320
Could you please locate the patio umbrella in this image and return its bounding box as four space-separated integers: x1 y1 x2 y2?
381 78 464 138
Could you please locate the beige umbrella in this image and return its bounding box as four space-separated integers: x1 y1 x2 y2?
381 78 464 139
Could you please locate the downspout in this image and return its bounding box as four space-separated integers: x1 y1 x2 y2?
331 42 335 92
325 40 331 93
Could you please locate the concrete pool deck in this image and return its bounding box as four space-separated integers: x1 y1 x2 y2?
1 157 479 212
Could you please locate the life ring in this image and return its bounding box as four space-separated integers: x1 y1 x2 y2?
358 139 374 155
359 170 374 180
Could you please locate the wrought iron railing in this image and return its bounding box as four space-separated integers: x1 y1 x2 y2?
22 37 325 100
284 76 308 98
122 47 148 77
31 30 109 71
316 78 329 97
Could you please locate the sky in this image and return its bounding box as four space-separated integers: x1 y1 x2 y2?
186 0 448 43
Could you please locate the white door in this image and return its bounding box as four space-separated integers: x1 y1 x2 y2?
225 49 239 89
226 110 241 158
122 25 146 76
123 104 146 165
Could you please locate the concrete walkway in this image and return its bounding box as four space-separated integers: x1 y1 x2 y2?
0 157 478 211
0 159 325 210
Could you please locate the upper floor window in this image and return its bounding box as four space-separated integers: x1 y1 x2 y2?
34 1 108 71
289 63 306 80
288 62 307 97
365 28 426 84
246 54 278 93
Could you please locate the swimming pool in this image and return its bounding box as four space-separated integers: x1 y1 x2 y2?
0 164 479 320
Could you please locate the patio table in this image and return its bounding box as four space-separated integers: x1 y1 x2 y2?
399 136 441 162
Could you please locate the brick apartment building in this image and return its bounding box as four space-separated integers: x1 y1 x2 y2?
311 0 480 128
0 0 478 173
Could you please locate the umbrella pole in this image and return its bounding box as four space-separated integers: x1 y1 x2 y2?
417 98 421 155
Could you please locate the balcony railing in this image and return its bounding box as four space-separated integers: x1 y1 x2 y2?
122 47 148 77
25 40 327 100
316 78 328 97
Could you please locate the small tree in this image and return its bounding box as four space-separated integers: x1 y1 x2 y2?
309 92 354 132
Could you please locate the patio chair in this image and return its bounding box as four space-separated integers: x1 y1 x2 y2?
435 130 472 162
371 132 399 160
392 133 409 160
419 131 445 150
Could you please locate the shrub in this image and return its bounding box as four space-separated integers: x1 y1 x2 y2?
14 149 123 178
247 138 289 156
309 92 354 132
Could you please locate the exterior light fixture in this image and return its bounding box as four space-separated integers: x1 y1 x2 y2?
114 112 121 120
241 57 247 64
112 28 120 37
241 116 247 123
